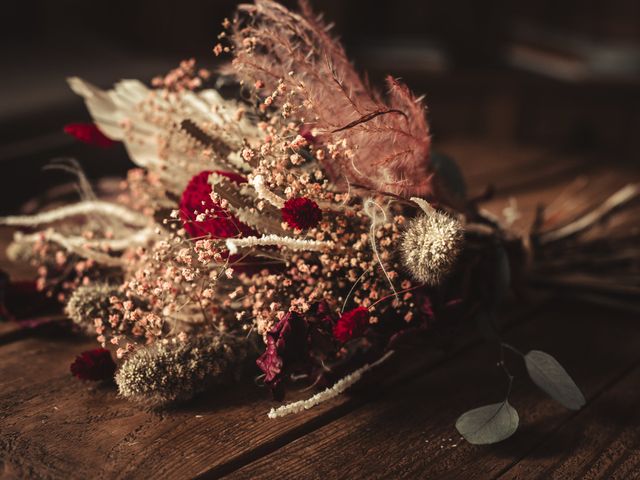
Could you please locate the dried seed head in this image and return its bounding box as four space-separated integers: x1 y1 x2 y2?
399 204 463 286
6 236 35 263
115 334 248 406
65 283 121 335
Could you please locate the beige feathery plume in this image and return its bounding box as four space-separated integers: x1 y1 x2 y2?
228 0 432 198
67 77 262 195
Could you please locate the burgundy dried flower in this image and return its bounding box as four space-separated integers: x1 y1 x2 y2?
180 170 256 239
70 348 117 381
256 311 309 398
281 197 322 230
256 337 282 386
64 123 115 148
333 306 370 343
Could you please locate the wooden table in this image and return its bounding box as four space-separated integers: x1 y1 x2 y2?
1 141 639 479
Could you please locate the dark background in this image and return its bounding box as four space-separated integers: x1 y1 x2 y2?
1 0 639 213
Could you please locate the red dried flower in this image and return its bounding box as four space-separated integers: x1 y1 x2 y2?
281 197 322 230
64 123 115 148
70 348 117 381
179 170 256 239
333 306 370 343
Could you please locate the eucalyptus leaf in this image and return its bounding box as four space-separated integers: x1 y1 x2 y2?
455 401 519 445
525 350 586 410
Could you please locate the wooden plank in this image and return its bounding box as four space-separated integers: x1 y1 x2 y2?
438 140 588 198
0 298 549 479
226 301 640 480
498 364 640 479
0 321 20 340
479 165 637 238
0 316 68 346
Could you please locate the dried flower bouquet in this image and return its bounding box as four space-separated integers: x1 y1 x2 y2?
3 0 638 445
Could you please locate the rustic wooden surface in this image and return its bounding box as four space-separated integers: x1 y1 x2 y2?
1 141 639 479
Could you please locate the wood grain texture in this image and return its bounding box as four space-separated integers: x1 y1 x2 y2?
0 332 340 479
0 322 20 342
479 164 639 238
498 366 640 479
227 301 640 480
0 294 549 480
438 140 588 198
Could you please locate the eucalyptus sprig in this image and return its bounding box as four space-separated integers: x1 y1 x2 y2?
456 342 585 445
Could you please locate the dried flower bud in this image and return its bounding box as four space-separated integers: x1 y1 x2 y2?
6 236 35 263
399 204 463 286
65 283 121 335
115 334 248 406
66 283 146 337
